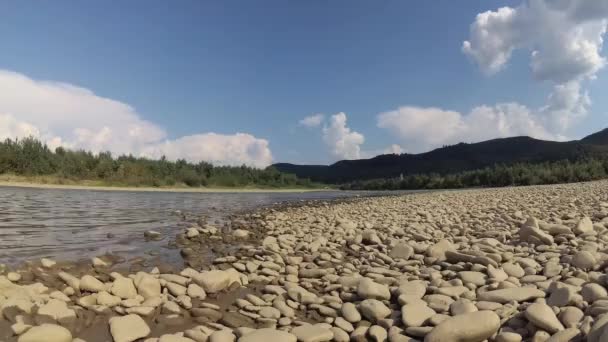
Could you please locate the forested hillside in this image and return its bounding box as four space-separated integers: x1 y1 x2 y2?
0 137 316 188
275 129 608 183
341 159 608 190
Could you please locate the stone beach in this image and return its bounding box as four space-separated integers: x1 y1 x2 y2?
3 181 608 341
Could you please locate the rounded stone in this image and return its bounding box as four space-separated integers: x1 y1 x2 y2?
357 278 390 300
572 251 596 270
109 314 151 342
18 324 72 342
525 303 565 334
237 328 296 342
291 325 334 342
359 299 391 323
341 302 361 323
424 311 500 342
581 283 608 303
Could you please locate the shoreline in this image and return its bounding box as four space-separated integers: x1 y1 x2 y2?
0 180 330 193
3 181 607 341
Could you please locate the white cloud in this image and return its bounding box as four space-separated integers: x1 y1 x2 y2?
299 113 324 127
377 104 556 152
0 114 40 141
322 112 364 160
384 144 403 155
463 0 607 82
140 133 272 168
462 0 608 132
0 70 273 167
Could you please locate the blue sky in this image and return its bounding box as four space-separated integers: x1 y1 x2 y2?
1 0 607 166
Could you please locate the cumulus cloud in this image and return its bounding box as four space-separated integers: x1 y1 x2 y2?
299 113 324 127
462 0 608 132
140 133 272 168
0 70 273 167
384 144 403 155
322 113 364 160
377 104 556 152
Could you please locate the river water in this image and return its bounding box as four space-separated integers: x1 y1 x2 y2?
0 186 382 265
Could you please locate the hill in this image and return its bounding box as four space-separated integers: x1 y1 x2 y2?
274 129 608 183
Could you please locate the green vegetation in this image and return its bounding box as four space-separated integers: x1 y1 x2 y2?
342 159 608 190
0 137 318 188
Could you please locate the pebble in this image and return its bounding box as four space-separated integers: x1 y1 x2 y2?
291 325 334 342
238 328 296 342
359 299 392 322
17 324 72 342
425 311 500 342
401 302 435 327
525 303 565 334
109 314 151 342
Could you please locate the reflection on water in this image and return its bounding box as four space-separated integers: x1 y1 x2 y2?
0 186 375 265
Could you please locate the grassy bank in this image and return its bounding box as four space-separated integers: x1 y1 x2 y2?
0 174 331 192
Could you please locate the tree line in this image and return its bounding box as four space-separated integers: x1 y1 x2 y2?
0 137 317 188
341 158 608 190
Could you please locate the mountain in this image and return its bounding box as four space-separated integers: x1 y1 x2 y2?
274 129 608 183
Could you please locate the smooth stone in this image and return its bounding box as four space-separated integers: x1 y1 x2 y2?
398 280 427 299
187 283 207 300
109 314 151 342
519 218 553 245
547 287 575 307
17 324 72 342
390 243 414 260
525 303 565 334
341 302 362 323
572 251 596 270
502 263 525 278
291 325 334 342
559 307 584 328
209 330 236 342
574 216 593 235
424 311 500 342
193 269 240 294
368 325 388 341
545 328 580 342
450 300 478 315
41 258 57 268
330 327 350 342
159 335 196 342
111 277 138 299
426 239 453 261
495 332 522 342
136 274 162 299
80 275 106 293
357 278 390 300
459 271 487 286
402 303 435 327
477 288 545 303
238 328 296 342
582 283 608 303
359 299 391 322
37 299 76 324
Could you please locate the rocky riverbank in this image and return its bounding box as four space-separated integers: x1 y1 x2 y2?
3 181 608 341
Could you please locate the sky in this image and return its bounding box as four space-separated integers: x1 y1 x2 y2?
1 0 608 167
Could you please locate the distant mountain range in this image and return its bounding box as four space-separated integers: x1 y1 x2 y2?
274 128 608 183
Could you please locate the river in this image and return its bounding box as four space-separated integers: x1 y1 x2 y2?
0 186 386 266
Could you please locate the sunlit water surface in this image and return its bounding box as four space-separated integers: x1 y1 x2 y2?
0 186 398 265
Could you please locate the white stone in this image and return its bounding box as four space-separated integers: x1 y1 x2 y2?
18 324 72 342
109 314 151 342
